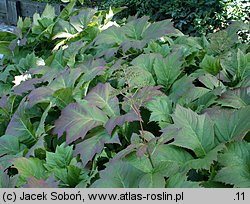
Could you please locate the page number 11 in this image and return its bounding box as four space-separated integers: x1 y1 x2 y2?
235 192 245 201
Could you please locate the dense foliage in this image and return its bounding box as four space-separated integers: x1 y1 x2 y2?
32 0 250 36
0 1 250 188
98 0 250 36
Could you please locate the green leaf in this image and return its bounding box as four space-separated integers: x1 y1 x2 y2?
0 31 17 41
217 87 250 109
214 142 250 187
152 144 193 177
200 54 221 75
91 161 143 188
142 19 177 41
125 66 155 88
169 75 195 103
172 105 215 157
153 51 183 89
70 8 96 32
221 49 250 81
55 165 86 187
206 106 250 143
63 40 85 67
0 135 26 156
45 143 73 171
0 41 12 56
35 103 52 138
166 173 200 188
0 167 18 188
131 53 157 73
48 49 65 70
41 4 56 20
94 26 125 45
139 172 165 188
145 95 172 128
183 144 225 171
17 52 42 73
123 16 150 40
13 157 47 185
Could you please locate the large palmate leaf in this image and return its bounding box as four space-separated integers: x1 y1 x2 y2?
131 53 157 73
85 83 120 117
217 87 250 109
151 144 193 177
153 51 183 89
5 101 36 146
70 8 97 32
123 16 150 40
171 105 215 157
183 144 225 171
48 68 82 90
139 172 165 188
94 26 125 45
141 19 177 41
91 161 143 188
206 106 250 143
75 129 121 167
53 101 108 144
214 142 250 187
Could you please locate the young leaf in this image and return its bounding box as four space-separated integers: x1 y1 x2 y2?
200 54 221 75
45 143 73 171
145 95 173 128
153 51 183 89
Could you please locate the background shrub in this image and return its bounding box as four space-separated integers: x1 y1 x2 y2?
88 0 249 36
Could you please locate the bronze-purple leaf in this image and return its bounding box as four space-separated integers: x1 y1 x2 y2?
85 83 120 117
105 111 140 135
74 130 121 167
53 102 108 144
13 78 41 96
